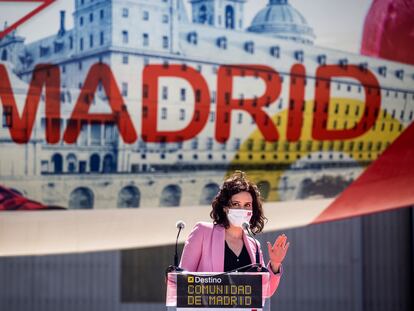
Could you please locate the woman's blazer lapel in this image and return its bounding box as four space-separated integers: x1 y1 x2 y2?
242 231 257 266
210 225 257 272
211 225 225 272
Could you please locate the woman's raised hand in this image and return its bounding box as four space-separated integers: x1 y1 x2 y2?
267 234 290 273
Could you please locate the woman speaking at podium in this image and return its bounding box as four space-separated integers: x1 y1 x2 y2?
180 171 289 296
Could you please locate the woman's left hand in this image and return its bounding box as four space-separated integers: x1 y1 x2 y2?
267 234 290 273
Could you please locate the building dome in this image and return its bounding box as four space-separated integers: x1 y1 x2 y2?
247 0 315 45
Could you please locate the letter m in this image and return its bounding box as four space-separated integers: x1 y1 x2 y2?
0 64 60 143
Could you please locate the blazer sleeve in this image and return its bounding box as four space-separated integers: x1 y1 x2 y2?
258 239 282 297
179 222 204 272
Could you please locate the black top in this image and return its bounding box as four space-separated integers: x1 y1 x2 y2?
224 241 252 272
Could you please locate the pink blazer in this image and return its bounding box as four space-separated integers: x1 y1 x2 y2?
179 222 282 296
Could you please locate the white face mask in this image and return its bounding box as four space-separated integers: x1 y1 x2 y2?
227 209 252 228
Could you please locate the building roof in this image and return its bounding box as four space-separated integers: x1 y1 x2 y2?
247 0 315 45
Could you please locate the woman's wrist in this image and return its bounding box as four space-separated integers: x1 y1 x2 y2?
270 261 281 273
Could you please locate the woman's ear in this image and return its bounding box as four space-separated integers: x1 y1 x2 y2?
223 207 229 214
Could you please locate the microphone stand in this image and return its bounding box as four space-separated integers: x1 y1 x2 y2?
243 223 269 273
166 222 185 274
173 224 184 271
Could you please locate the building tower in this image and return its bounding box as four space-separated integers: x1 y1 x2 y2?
0 25 25 66
189 0 247 30
247 0 315 45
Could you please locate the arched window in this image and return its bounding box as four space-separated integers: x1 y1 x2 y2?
103 153 115 173
1 50 7 61
117 186 140 208
198 5 207 24
66 153 77 173
257 181 271 200
69 187 94 209
187 32 198 45
297 178 312 199
160 184 181 207
298 176 352 199
51 153 63 173
225 5 235 29
90 153 100 172
216 36 227 49
200 183 220 205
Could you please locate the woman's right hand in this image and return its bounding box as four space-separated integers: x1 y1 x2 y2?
267 234 290 273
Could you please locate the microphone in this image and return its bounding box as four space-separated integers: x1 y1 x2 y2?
242 222 268 272
167 220 186 273
176 220 185 230
174 220 185 268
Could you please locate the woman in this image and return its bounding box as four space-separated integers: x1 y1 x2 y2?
180 171 289 296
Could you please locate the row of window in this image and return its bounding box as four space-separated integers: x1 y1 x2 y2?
198 140 386 153
45 152 115 174
79 32 105 51
37 34 412 87
39 32 103 57
241 139 391 153
167 103 412 124
59 70 414 121
187 32 409 80
78 8 169 27
135 136 390 154
40 32 170 57
311 103 413 121
195 4 240 30
233 152 375 161
4 72 412 120
119 58 414 98
78 0 169 7
121 31 168 48
36 118 117 146
79 32 168 51
122 7 169 23
79 9 103 25
66 181 217 209
3 107 396 152
136 151 380 163
40 151 374 189
2 100 411 132
156 106 411 128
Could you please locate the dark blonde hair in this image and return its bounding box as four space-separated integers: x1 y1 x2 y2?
210 171 267 234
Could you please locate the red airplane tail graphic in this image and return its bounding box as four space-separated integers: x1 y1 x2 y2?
314 121 414 223
0 185 65 210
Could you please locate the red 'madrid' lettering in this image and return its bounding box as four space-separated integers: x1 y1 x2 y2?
0 64 60 144
0 63 382 145
313 65 381 140
63 63 138 143
142 64 210 142
287 64 306 142
215 65 281 143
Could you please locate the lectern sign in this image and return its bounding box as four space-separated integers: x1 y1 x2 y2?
176 274 262 308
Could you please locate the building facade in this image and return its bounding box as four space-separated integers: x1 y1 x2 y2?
0 0 413 210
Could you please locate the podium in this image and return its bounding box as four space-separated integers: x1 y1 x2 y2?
166 271 271 310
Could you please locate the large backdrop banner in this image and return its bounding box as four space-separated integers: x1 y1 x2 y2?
1 0 414 253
